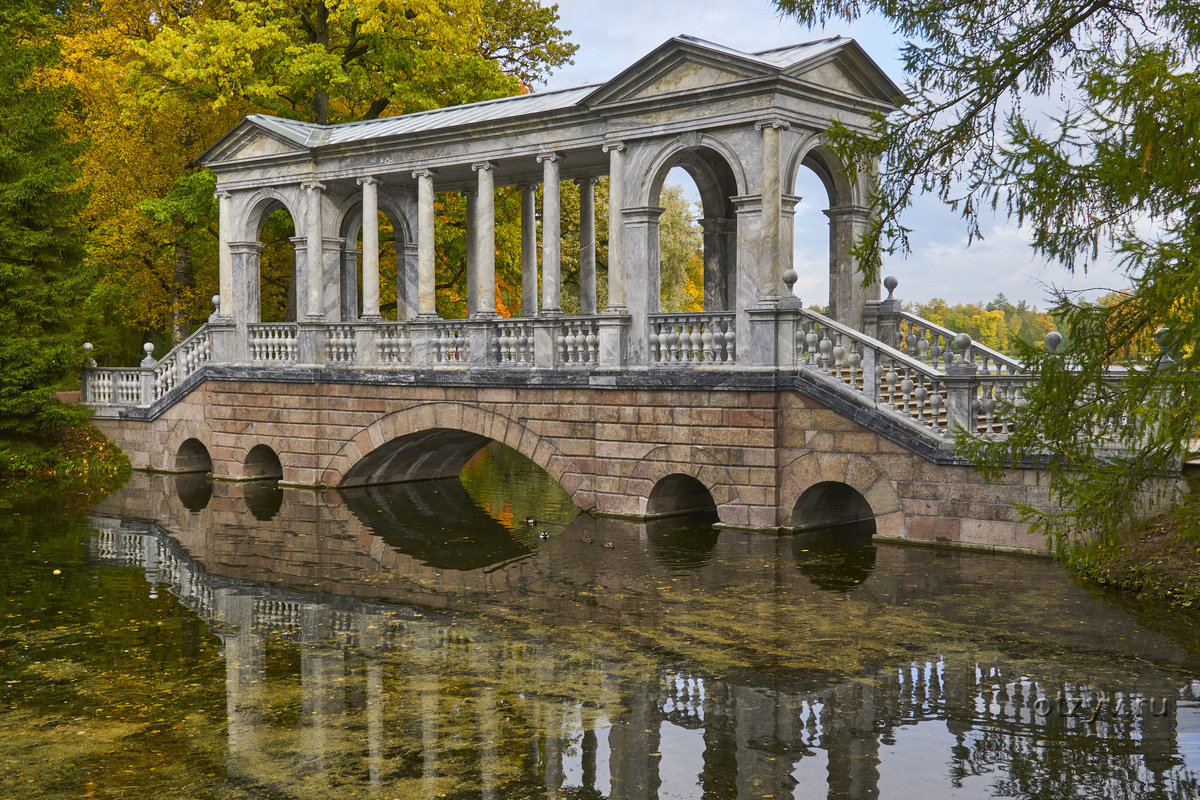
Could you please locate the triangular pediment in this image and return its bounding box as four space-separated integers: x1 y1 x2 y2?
782 40 904 105
198 116 317 167
585 37 773 107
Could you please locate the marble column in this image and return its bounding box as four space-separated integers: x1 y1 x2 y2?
538 152 562 315
826 204 872 328
472 162 497 317
302 181 326 319
340 245 360 321
216 191 233 318
603 142 626 311
413 169 437 317
358 176 381 319
464 189 478 316
521 184 538 316
755 119 789 299
700 216 736 311
577 177 598 315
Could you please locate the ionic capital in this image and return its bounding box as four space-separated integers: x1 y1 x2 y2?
754 118 791 132
356 175 379 186
472 161 495 173
536 151 562 164
412 168 435 180
301 180 326 193
602 140 626 154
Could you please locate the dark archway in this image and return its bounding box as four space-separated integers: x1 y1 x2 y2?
341 428 493 487
649 147 739 313
791 482 876 532
646 473 718 520
175 438 213 473
243 444 283 480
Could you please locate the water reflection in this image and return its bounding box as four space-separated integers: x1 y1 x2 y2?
242 478 283 521
82 470 1200 799
792 521 877 592
174 471 212 512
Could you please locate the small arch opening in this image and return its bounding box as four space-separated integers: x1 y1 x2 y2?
791 481 876 532
175 438 212 474
243 444 283 481
259 206 297 322
646 474 718 520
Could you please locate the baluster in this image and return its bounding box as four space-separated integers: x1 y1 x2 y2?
914 381 928 423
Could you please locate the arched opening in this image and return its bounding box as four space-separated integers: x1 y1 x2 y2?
791 481 875 532
340 203 409 322
175 438 212 473
340 438 578 571
258 205 297 322
646 473 718 520
650 148 739 313
790 162 833 311
243 444 283 481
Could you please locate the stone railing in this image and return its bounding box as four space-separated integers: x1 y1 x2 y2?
152 326 213 398
649 312 736 364
892 311 1024 376
82 367 145 407
793 307 1030 438
556 317 600 365
495 320 535 366
248 323 299 362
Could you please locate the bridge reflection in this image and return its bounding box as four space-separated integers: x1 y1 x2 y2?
86 473 1200 799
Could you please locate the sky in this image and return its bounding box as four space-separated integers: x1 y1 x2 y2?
536 0 1132 308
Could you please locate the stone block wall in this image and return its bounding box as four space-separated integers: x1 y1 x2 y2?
91 376 1055 553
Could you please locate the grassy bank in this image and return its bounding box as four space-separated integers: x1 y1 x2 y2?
1067 517 1200 609
0 424 130 512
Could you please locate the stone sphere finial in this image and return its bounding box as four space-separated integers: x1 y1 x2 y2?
883 275 898 299
143 342 154 356
212 294 221 310
782 268 799 295
83 342 93 353
953 332 972 353
1045 331 1062 353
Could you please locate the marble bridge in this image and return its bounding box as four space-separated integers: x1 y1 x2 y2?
82 35 1052 552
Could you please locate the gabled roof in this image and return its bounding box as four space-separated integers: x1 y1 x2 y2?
582 34 902 107
199 35 901 167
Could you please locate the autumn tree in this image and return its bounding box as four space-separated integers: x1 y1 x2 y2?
775 0 1200 543
658 185 703 313
60 0 577 350
0 0 92 444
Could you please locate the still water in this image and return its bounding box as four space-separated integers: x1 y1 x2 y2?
3 443 1200 799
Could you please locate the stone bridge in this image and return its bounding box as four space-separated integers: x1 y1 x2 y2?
83 35 1055 552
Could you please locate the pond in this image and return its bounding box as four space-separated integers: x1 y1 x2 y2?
2 442 1199 799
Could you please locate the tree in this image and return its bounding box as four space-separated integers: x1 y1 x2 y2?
774 0 1200 542
0 0 93 440
658 185 703 312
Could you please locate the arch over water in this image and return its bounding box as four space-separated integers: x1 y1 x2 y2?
324 402 579 497
175 438 213 473
646 473 719 519
792 481 876 532
243 444 283 480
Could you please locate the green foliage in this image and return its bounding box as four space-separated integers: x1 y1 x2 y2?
909 294 1056 354
0 0 93 438
658 185 703 312
776 0 1200 546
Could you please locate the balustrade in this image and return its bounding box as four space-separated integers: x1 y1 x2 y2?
377 324 412 365
326 324 359 364
248 324 299 362
435 324 469 364
556 318 600 365
495 320 535 365
649 312 735 364
893 311 1024 376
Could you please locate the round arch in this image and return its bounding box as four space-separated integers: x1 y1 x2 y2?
784 137 861 209
175 438 213 474
622 445 741 523
243 444 284 480
322 401 587 502
235 187 303 243
334 191 416 322
646 473 719 519
639 135 745 314
779 451 903 532
791 481 875 531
